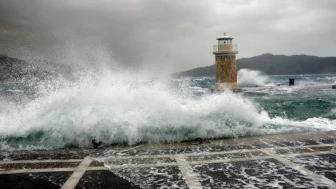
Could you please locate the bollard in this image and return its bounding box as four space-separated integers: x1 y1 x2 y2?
289 78 295 86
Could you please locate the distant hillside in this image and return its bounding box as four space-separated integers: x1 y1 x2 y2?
175 54 336 77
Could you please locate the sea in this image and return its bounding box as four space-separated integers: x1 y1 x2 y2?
1 69 336 150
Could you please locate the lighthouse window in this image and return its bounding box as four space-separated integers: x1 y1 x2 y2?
219 39 233 44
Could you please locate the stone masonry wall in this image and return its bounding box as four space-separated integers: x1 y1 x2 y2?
215 55 238 89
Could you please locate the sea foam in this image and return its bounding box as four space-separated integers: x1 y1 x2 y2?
0 69 335 150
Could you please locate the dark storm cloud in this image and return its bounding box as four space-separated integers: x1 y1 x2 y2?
0 0 336 72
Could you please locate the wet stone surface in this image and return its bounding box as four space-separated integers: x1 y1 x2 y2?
1 134 335 161
96 144 258 158
275 146 334 155
319 139 336 144
0 172 72 189
275 148 316 155
310 146 334 152
289 153 336 182
192 158 329 189
91 138 335 158
186 151 267 162
0 131 335 188
109 166 188 189
0 162 80 170
75 170 141 189
0 149 96 161
89 160 105 167
258 139 324 149
104 157 176 166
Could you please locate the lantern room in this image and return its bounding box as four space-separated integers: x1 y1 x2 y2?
217 33 233 45
213 32 238 54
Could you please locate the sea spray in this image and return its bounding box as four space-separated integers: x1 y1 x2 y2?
1 69 336 150
0 69 265 149
238 69 273 87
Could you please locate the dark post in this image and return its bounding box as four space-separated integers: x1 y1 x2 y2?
289 78 294 86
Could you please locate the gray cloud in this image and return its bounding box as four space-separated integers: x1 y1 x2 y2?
0 0 335 72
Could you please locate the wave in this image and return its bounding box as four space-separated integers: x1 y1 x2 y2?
0 69 335 150
238 69 273 87
281 75 336 86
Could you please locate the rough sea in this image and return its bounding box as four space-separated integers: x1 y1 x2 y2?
1 69 336 150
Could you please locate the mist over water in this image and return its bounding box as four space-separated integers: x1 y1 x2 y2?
238 69 273 87
1 67 336 150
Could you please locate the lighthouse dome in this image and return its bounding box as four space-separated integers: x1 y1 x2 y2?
216 32 233 40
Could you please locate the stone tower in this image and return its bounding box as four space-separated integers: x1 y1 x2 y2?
213 33 239 91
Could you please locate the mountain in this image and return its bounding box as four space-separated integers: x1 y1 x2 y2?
174 54 336 77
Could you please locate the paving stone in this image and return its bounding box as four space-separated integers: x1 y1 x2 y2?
89 161 105 167
0 149 93 161
192 158 329 188
75 170 141 189
289 153 336 182
0 162 80 170
0 131 335 188
0 172 72 189
109 166 189 189
186 151 267 162
104 157 176 166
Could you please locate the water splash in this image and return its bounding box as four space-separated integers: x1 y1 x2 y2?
238 69 273 87
0 69 335 150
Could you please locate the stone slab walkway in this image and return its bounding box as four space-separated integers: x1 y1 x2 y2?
1 131 336 188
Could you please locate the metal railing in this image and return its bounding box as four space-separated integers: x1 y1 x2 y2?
213 44 238 53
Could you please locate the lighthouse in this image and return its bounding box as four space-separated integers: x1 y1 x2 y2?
213 33 239 91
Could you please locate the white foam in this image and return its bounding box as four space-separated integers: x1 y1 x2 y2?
238 69 273 87
0 69 335 150
6 89 24 93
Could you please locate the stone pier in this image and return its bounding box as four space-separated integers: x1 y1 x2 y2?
1 131 336 188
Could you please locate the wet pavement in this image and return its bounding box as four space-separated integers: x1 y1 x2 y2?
1 131 336 188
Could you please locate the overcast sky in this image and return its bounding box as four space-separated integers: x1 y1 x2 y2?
0 0 335 72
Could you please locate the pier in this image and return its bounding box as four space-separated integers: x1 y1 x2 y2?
1 131 336 188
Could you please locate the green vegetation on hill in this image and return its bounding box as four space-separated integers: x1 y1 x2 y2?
175 54 336 77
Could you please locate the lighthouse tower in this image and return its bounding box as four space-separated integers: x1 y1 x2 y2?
213 33 239 91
